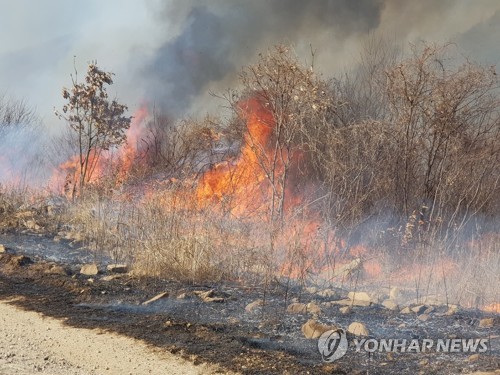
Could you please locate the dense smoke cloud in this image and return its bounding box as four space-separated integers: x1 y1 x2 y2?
143 0 384 113
142 0 500 114
0 0 499 119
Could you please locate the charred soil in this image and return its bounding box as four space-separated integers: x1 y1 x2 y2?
0 234 499 375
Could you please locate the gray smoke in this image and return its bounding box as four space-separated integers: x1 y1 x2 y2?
0 125 49 186
143 0 385 114
1 1 499 120
0 0 499 187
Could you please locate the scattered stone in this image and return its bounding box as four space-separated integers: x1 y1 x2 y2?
418 313 430 322
245 299 264 313
176 292 193 299
468 354 481 362
411 305 426 314
440 304 458 316
142 292 169 305
194 290 224 303
339 306 352 315
287 303 308 314
80 264 98 276
382 299 399 311
348 291 372 303
479 318 495 328
307 302 322 315
106 264 128 273
401 307 412 314
398 323 406 328
0 244 6 253
423 306 435 314
301 319 337 339
348 322 369 336
386 352 394 361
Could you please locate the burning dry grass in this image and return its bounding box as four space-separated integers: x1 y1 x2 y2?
1 43 499 313
1 180 498 312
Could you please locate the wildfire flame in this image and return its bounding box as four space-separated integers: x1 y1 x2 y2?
196 97 274 217
50 105 149 196
47 97 499 313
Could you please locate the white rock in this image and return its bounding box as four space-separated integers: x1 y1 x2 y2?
245 299 264 313
106 264 128 274
348 291 372 303
142 292 169 305
347 322 369 336
80 264 98 276
382 299 399 311
301 319 337 339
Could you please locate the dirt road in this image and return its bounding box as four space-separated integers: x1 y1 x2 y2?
0 298 222 375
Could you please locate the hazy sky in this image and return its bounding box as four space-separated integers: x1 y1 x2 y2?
1 0 499 130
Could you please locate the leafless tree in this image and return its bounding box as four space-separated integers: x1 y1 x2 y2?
235 45 336 225
55 62 131 195
0 95 38 128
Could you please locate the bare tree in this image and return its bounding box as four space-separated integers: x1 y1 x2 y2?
55 62 131 195
385 43 500 241
235 45 335 225
0 95 38 128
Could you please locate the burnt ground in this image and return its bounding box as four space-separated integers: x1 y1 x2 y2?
0 232 499 375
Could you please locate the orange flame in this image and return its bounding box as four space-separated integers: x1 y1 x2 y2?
196 97 309 219
196 98 273 216
50 105 149 195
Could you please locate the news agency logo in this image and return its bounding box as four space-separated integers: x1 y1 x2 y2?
318 331 490 362
353 338 489 354
317 329 348 362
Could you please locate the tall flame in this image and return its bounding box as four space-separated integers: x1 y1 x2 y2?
196 97 308 219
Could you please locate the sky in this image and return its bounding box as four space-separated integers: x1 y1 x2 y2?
0 0 499 131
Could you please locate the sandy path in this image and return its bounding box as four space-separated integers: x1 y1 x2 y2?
0 298 225 375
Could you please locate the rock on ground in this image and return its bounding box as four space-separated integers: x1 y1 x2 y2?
79 264 98 276
382 299 399 311
347 322 369 336
142 292 169 305
106 264 128 273
245 299 264 313
301 319 337 339
479 318 495 328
